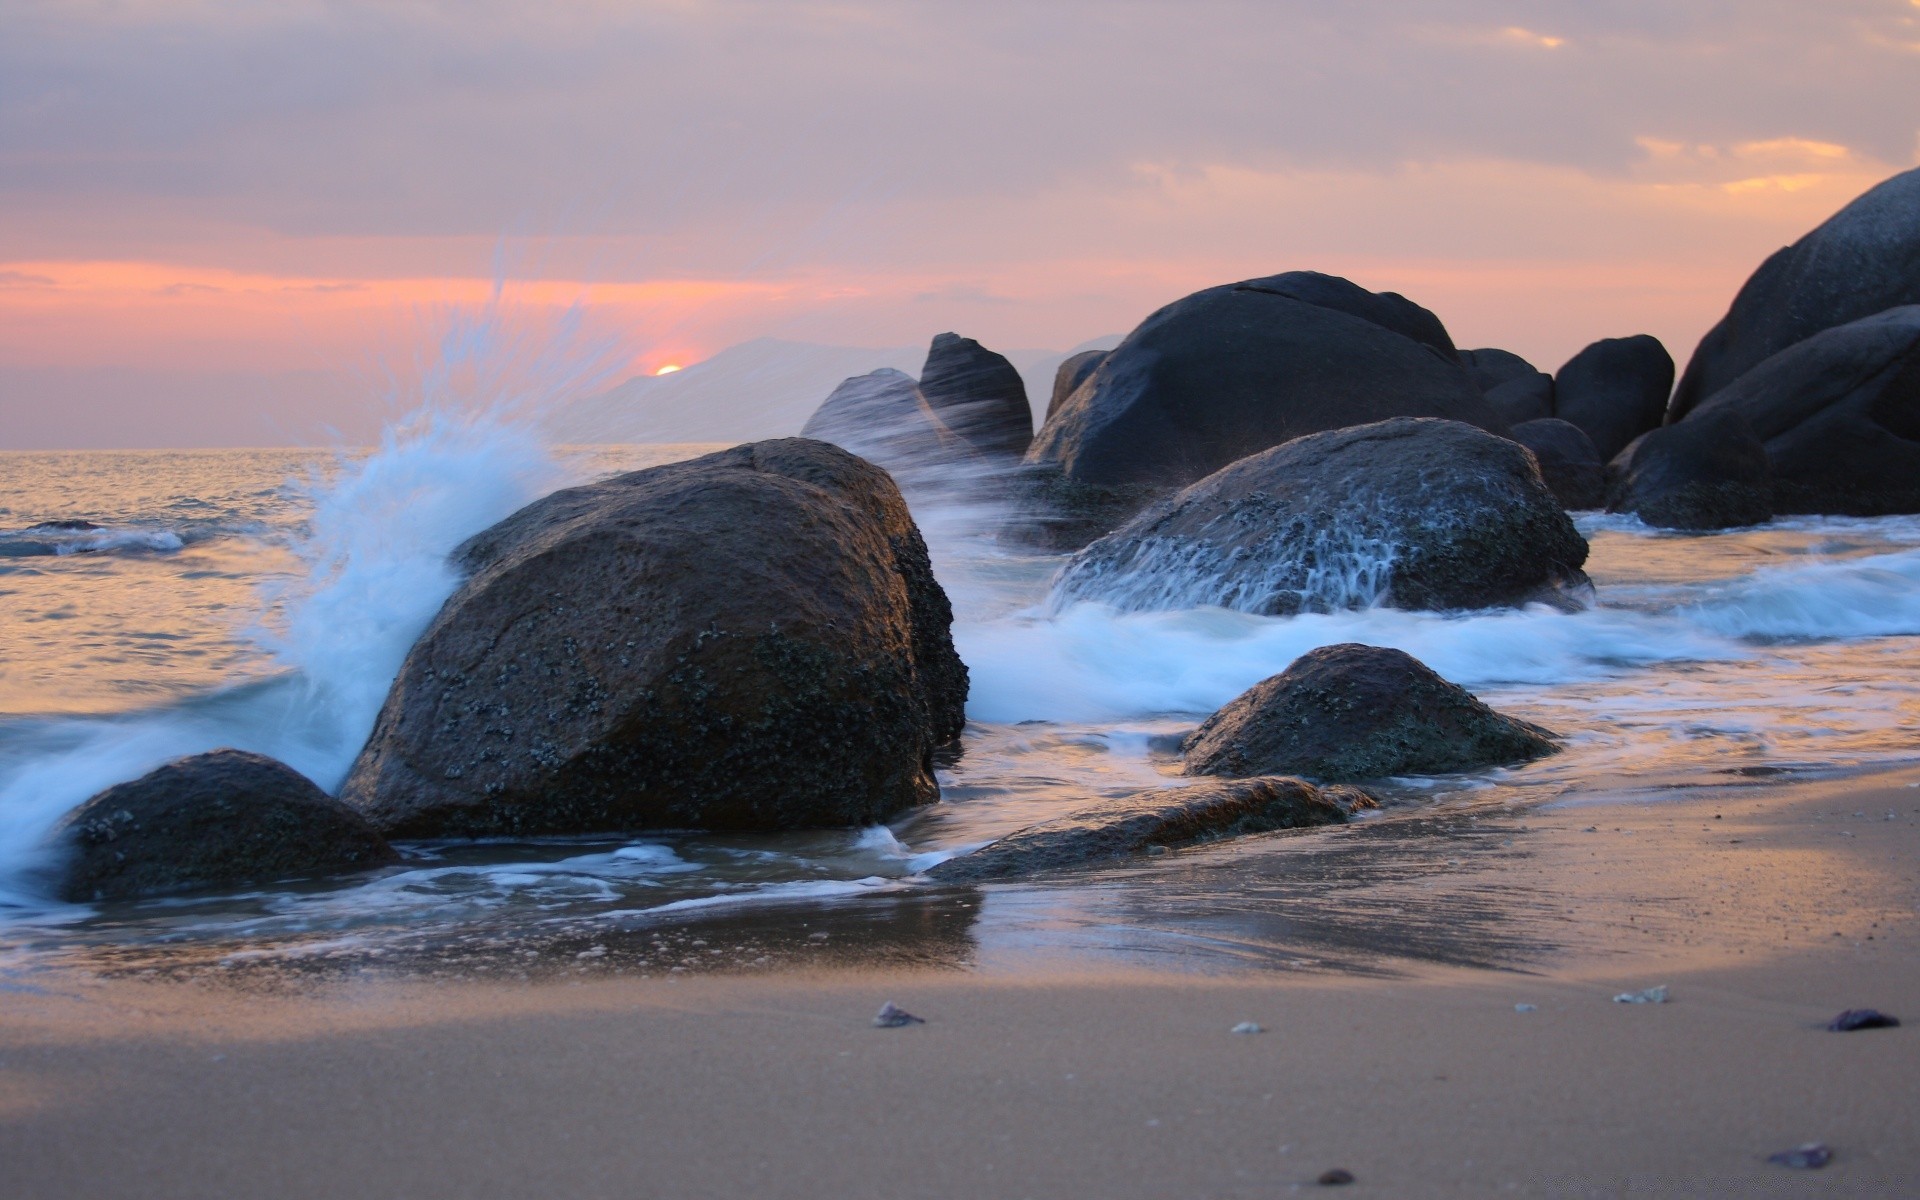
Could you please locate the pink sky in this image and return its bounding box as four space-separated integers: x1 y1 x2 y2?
3 1 1917 448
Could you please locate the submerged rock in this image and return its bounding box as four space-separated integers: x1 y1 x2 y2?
1027 272 1500 493
918 333 1033 458
800 368 970 473
1509 418 1605 510
1181 644 1557 782
1608 409 1772 530
342 438 968 839
49 749 395 903
1681 306 1920 515
1673 165 1920 420
1552 335 1673 462
923 777 1376 883
1051 417 1590 615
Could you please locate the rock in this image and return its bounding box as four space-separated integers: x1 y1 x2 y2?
1048 349 1108 420
1553 335 1674 461
917 333 1033 458
923 777 1376 883
1767 1143 1832 1170
1509 418 1605 510
872 1001 925 1027
48 750 395 902
1051 418 1591 615
1460 347 1540 392
1828 1008 1900 1031
1181 644 1557 782
1681 306 1920 515
1230 1021 1265 1034
799 368 969 473
1482 371 1555 426
1607 410 1772 530
1673 166 1920 419
1612 985 1670 1004
341 438 969 839
1027 272 1501 493
1318 1169 1357 1187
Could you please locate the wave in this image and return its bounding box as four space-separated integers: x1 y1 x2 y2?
0 522 189 558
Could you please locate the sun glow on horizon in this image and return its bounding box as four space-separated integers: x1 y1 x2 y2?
654 364 683 375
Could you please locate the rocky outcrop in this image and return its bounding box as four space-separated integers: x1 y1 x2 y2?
1459 347 1541 393
1672 166 1920 418
1607 410 1772 530
1509 418 1605 510
1181 644 1557 783
922 777 1376 883
1048 350 1108 420
341 439 968 839
1026 272 1502 493
49 750 395 902
1554 335 1673 462
1482 371 1555 427
799 368 968 473
918 333 1033 458
1050 418 1590 615
1680 306 1920 515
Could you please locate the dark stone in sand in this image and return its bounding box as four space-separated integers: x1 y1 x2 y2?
342 438 968 839
1681 306 1920 515
1608 409 1772 530
1182 644 1557 783
923 777 1376 883
1318 1169 1357 1186
1460 347 1540 393
1553 335 1673 462
1767 1143 1833 1170
1027 272 1500 494
49 749 395 903
1509 418 1606 510
1482 371 1555 427
918 333 1033 458
800 368 971 473
1051 418 1590 615
1828 1008 1900 1031
1048 349 1108 421
1673 166 1920 420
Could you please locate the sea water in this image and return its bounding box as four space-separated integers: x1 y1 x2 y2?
3 420 1920 973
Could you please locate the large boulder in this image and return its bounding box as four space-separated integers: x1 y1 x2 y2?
1681 306 1920 515
1459 347 1540 392
48 750 395 902
341 439 969 839
1181 644 1556 783
1672 166 1920 418
1554 335 1673 462
799 368 968 474
917 333 1033 458
1482 371 1555 426
923 777 1376 883
1026 272 1502 492
1607 409 1772 530
1048 349 1108 421
1509 418 1605 510
1050 418 1591 615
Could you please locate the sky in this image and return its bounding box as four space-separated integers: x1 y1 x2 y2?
2 0 1917 448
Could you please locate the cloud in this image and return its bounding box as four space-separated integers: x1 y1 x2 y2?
0 269 54 287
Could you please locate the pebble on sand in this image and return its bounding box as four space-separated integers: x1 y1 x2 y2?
1827 1008 1900 1031
872 1001 926 1028
1514 1003 1539 1013
1230 1021 1265 1034
1318 1168 1356 1185
1767 1143 1833 1169
1612 985 1670 1004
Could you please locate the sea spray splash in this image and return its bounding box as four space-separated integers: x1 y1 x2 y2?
0 290 625 904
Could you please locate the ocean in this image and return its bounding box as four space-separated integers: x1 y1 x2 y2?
3 418 1920 977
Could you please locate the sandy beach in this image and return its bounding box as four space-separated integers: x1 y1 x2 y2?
2 769 1914 1198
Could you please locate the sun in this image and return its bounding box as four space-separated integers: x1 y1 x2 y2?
654 363 683 376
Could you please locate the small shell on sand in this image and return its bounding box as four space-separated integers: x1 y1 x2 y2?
873 1001 926 1028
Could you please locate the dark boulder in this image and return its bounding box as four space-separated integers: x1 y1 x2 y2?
1509 418 1605 510
917 333 1033 458
1673 166 1920 419
1048 350 1108 420
800 368 968 473
49 750 395 903
1608 409 1772 530
1482 371 1555 426
1026 272 1501 492
923 777 1376 883
1181 644 1557 783
1682 306 1920 515
341 439 968 839
1459 347 1540 393
1051 418 1590 615
1554 335 1673 462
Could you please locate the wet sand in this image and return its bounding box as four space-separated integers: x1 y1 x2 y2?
2 771 1916 1197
